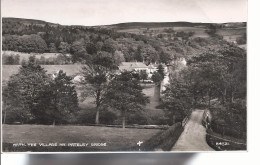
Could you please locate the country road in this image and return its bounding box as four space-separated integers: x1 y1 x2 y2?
171 110 214 151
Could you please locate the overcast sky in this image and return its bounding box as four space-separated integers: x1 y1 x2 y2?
1 0 247 26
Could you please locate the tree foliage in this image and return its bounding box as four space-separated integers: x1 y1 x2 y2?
2 57 79 124
104 71 149 128
80 51 118 124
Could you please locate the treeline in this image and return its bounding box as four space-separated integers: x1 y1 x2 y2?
2 54 20 65
2 18 231 65
2 54 71 65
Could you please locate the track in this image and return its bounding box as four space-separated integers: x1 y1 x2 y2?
171 110 214 151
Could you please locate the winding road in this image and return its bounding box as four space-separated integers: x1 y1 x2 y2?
171 110 214 151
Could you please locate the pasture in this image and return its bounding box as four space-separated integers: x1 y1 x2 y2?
2 124 160 151
2 64 82 83
2 51 68 63
117 26 246 40
118 26 210 38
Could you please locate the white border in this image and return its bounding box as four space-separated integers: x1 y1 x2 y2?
0 0 249 154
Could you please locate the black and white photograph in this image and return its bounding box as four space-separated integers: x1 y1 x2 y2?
1 0 247 152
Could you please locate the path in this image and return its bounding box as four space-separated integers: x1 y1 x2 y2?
171 110 214 151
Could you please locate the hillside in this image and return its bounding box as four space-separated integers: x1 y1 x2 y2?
2 17 246 66
3 17 59 26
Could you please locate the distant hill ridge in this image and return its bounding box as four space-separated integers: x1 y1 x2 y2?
3 17 58 26
2 17 246 29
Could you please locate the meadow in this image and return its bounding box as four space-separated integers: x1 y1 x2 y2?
2 51 66 63
2 64 82 83
2 124 160 151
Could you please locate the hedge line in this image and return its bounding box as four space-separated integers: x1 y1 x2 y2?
139 122 184 151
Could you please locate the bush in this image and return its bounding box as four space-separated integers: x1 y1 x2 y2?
127 112 149 125
140 122 184 151
99 110 118 125
76 107 118 125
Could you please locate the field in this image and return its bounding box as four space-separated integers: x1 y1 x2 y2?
117 26 246 39
2 124 160 151
2 51 66 63
118 26 210 38
2 65 82 83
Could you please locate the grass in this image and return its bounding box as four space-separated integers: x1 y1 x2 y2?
2 51 66 63
2 124 160 152
2 64 82 82
118 26 210 38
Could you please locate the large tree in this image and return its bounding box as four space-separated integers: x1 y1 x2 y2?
3 56 50 123
104 71 149 128
47 70 79 125
80 51 118 124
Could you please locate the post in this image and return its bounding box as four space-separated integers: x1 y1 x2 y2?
95 108 100 125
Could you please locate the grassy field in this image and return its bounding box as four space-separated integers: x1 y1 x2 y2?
2 65 82 83
117 26 246 39
2 51 67 63
118 26 210 38
2 124 160 151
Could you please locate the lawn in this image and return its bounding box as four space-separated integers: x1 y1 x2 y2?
2 124 160 151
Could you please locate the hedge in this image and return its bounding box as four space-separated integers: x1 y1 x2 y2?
139 122 184 151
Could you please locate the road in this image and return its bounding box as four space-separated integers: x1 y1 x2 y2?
171 110 214 151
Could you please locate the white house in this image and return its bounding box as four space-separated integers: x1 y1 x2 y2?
119 62 149 73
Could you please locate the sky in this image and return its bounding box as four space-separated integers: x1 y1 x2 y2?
1 0 247 26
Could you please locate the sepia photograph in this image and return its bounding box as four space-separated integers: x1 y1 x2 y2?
1 0 247 152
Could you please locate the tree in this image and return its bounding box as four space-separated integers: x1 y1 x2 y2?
80 51 118 124
49 43 57 53
14 54 20 64
58 42 71 54
3 56 50 123
114 50 125 65
48 70 79 125
139 70 148 83
187 45 246 107
3 55 14 65
135 46 143 62
162 72 193 124
70 39 87 62
157 64 165 78
18 34 48 53
151 68 165 102
104 71 149 128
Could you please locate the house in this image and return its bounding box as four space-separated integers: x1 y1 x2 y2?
119 62 149 73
